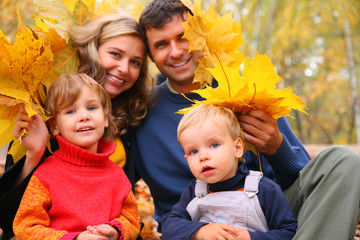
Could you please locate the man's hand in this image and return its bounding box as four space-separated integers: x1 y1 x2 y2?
237 110 283 155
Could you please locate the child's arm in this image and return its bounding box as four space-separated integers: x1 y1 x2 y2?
14 175 124 240
0 106 48 236
13 175 68 239
13 104 48 184
107 191 141 240
161 180 210 240
13 175 111 240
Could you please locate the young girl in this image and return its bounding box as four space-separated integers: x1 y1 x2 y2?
161 104 297 240
13 73 140 240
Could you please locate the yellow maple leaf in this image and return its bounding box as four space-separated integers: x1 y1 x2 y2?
178 51 306 117
0 13 57 162
181 0 245 85
34 0 120 42
33 0 122 76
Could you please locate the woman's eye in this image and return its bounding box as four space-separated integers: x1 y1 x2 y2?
131 60 142 67
110 52 120 58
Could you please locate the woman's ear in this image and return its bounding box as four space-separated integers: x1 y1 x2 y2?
234 138 244 158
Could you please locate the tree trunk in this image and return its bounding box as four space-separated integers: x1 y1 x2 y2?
264 0 278 57
253 0 261 54
344 18 360 144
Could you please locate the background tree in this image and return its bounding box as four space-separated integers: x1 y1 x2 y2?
1 0 359 145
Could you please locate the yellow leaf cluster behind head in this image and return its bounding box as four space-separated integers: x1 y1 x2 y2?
181 0 245 86
178 53 307 119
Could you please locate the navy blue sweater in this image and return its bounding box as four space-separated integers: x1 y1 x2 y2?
162 163 297 240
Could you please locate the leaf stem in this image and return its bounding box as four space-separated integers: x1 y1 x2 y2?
181 93 196 103
249 83 256 104
214 53 231 99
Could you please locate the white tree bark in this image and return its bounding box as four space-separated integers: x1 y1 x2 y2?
344 18 360 144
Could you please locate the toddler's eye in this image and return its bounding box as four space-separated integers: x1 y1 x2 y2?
88 106 97 111
189 149 198 155
211 143 219 148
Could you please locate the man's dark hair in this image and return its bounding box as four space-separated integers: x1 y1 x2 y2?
139 0 191 46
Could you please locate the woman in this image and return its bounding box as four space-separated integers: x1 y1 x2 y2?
0 11 154 240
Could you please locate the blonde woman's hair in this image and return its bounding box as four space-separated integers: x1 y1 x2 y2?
69 11 154 135
177 104 245 160
46 73 117 140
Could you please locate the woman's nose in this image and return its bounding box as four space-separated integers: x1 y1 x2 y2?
117 59 129 75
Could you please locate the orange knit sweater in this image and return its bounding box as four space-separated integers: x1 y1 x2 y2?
13 135 140 240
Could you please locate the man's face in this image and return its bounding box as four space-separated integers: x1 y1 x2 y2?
146 12 200 93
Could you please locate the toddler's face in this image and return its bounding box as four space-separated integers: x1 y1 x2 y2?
180 118 243 183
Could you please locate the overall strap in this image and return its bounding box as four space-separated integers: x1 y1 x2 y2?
244 170 263 198
194 179 209 198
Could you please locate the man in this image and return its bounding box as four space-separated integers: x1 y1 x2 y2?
132 0 360 239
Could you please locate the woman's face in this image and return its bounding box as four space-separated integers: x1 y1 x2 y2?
98 35 145 98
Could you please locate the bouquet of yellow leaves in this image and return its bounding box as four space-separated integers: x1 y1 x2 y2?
0 13 63 162
178 52 306 118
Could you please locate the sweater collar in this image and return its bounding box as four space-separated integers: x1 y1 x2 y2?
157 81 204 103
53 135 115 168
208 162 250 192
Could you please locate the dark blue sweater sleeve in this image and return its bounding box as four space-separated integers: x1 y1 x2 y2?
265 117 311 189
162 180 207 240
249 177 297 240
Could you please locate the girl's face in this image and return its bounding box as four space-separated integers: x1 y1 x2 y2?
52 86 108 153
98 35 145 98
180 118 243 184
